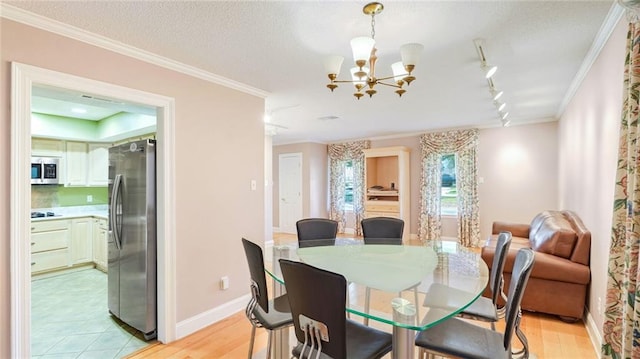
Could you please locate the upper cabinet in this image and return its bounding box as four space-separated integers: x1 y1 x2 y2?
65 141 109 187
32 138 64 157
65 141 88 186
363 146 411 240
88 144 109 186
32 138 109 187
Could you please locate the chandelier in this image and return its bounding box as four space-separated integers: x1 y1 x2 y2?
323 2 424 100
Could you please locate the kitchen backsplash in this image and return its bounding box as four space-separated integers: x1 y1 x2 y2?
32 185 108 208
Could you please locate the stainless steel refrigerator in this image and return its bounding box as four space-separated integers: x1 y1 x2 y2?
108 139 157 340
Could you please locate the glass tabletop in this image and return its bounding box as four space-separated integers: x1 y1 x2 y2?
266 239 489 331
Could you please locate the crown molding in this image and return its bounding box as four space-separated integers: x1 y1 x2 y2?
556 2 625 118
0 3 270 99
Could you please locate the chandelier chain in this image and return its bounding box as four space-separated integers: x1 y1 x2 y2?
370 13 376 39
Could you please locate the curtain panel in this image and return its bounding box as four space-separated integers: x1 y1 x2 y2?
602 21 640 359
418 129 480 247
328 140 370 235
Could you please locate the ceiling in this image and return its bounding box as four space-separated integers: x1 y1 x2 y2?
6 1 616 145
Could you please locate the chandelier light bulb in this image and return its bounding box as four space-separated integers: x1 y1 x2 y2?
351 37 375 65
391 62 406 82
324 55 344 76
400 43 424 66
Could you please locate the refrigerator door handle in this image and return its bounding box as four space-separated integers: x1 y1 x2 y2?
110 173 123 250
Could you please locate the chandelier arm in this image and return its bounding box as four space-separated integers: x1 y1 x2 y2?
375 74 407 82
375 81 403 89
332 79 364 84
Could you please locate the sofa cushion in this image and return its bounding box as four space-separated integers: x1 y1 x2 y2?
529 214 577 259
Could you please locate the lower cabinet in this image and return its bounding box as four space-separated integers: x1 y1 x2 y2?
71 218 93 264
92 218 108 272
31 219 71 274
31 216 108 275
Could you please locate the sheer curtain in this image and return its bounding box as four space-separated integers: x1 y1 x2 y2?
418 129 480 247
602 21 640 359
328 140 370 235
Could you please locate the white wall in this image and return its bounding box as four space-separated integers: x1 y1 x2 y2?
477 122 559 241
274 123 559 242
558 17 626 341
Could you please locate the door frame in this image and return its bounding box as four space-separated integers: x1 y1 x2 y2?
10 62 177 357
278 152 303 233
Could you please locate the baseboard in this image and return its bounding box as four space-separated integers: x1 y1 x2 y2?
175 294 251 339
343 227 355 234
584 309 602 356
273 226 280 233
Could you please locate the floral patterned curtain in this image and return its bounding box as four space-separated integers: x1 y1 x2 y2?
602 21 640 359
418 129 480 247
328 140 370 235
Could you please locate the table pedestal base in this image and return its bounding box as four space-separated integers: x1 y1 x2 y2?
391 298 417 359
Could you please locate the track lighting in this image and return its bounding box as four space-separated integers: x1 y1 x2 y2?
475 39 510 127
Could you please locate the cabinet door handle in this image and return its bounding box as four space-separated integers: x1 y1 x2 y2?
31 242 35 246
31 262 36 266
31 227 35 230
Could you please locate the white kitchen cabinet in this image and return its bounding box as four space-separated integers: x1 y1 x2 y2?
92 218 108 272
31 219 71 274
88 144 109 186
65 141 88 186
71 217 93 264
32 138 64 157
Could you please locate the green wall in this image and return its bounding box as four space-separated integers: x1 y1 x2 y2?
57 187 108 206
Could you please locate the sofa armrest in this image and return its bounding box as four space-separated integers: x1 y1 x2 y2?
492 221 530 238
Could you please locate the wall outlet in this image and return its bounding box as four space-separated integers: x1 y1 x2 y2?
86 195 93 203
220 276 229 290
250 180 257 191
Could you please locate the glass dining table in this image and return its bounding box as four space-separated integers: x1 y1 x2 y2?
265 238 489 359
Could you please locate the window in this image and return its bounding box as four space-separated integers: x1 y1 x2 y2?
441 154 457 216
344 160 354 211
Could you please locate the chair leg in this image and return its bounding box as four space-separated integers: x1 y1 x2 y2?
247 324 256 359
266 329 273 359
413 287 420 325
364 287 371 326
512 310 530 359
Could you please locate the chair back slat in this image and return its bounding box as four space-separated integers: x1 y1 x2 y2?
280 259 348 358
490 231 512 304
242 238 269 312
503 248 535 351
296 218 339 247
361 217 404 245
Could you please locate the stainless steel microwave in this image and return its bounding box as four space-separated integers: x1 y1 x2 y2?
31 157 60 185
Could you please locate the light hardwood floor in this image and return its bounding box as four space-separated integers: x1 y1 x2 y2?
127 233 598 359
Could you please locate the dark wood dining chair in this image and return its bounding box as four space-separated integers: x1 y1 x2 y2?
241 238 293 359
415 248 535 359
279 259 393 359
296 218 338 248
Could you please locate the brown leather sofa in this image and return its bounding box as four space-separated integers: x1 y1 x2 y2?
481 210 591 321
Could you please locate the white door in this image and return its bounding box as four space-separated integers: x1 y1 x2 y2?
279 153 302 233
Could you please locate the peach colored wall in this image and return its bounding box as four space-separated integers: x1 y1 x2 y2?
477 122 559 241
272 142 327 230
1 18 265 353
558 18 626 337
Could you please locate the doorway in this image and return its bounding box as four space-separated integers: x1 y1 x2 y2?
10 62 177 357
278 153 302 233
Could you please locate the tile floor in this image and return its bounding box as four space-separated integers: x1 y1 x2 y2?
31 269 152 358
